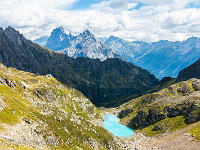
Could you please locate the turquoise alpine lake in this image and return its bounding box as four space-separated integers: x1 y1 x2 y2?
103 114 135 137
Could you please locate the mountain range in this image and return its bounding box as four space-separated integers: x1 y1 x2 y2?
0 26 158 107
38 27 116 61
34 27 200 79
105 36 200 79
1 26 200 149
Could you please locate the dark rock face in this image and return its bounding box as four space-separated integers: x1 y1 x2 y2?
192 80 200 91
177 86 190 94
0 27 159 107
153 125 163 131
159 76 173 84
127 102 200 128
0 77 16 88
128 109 166 128
177 58 200 81
186 113 197 123
118 106 133 118
167 107 181 117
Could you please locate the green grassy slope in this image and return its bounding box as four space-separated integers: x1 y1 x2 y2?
0 63 118 150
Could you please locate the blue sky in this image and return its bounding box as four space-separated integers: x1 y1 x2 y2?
68 0 147 11
185 1 200 8
1 0 200 42
69 0 200 10
69 0 106 10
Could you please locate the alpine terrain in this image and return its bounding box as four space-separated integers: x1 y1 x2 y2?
105 36 200 79
0 26 159 107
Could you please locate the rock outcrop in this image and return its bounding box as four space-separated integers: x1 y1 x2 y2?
128 102 200 128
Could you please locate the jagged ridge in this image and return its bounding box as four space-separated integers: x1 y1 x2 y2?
44 27 115 61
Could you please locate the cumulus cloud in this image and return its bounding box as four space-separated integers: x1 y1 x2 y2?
0 0 200 42
1 0 78 9
91 0 129 13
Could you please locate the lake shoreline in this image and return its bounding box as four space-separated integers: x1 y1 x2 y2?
103 113 135 138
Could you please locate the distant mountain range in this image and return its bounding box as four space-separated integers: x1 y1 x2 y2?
0 26 158 107
105 36 200 79
34 27 200 79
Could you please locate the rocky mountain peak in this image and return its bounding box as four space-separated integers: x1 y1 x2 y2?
106 36 127 45
108 35 118 40
51 26 66 36
80 29 95 38
4 26 25 45
45 26 74 51
58 26 65 31
82 29 91 34
187 36 198 41
5 26 20 36
184 36 199 44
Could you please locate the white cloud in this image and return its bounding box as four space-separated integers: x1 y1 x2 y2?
0 0 78 9
91 0 129 13
0 0 200 42
37 0 77 9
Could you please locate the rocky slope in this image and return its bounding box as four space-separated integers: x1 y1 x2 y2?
0 26 159 107
177 58 200 81
44 27 115 61
115 78 200 139
0 63 121 150
105 36 200 79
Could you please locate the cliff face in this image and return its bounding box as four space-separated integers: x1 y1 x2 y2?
177 58 200 81
0 27 158 107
